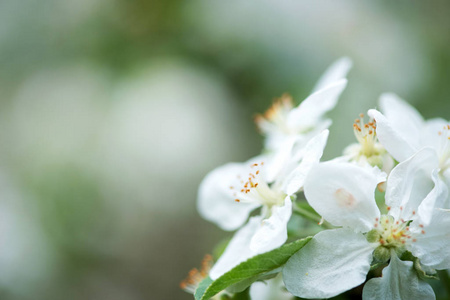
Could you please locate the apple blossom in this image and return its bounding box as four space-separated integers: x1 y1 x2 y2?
369 93 449 205
283 148 450 299
255 57 352 181
199 130 329 279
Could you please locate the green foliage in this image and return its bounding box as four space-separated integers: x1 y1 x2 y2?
195 277 214 300
195 237 312 300
400 251 439 280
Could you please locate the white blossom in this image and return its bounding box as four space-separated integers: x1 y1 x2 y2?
283 148 450 299
368 93 450 205
198 130 329 279
255 57 352 181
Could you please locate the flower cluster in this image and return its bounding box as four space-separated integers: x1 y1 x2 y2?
182 58 450 300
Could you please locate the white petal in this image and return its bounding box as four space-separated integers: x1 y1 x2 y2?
283 228 375 299
249 274 292 300
304 162 382 232
198 163 260 231
209 216 263 280
385 148 440 221
362 252 435 300
442 168 450 208
420 118 449 152
287 79 347 130
282 130 329 195
379 93 424 149
410 208 450 270
265 137 297 183
417 170 449 225
368 109 416 162
312 57 353 92
250 197 292 253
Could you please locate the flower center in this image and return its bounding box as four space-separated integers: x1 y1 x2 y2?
230 162 286 208
352 113 380 158
346 113 392 171
368 212 426 262
374 215 412 248
255 94 294 135
255 94 315 137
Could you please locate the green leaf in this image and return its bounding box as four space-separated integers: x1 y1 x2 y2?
225 267 279 293
195 277 213 299
195 237 312 300
400 251 439 280
413 258 439 280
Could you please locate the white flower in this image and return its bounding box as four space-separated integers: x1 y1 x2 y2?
368 93 450 204
341 112 394 176
198 130 330 279
283 148 450 299
255 57 352 181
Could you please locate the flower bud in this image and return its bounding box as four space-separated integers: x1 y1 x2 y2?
366 229 381 243
373 246 390 263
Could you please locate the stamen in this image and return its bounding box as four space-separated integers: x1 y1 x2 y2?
352 113 380 157
255 94 294 133
230 161 285 207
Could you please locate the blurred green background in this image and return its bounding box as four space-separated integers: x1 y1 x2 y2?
0 1 449 299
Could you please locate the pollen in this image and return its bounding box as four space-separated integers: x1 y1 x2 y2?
233 162 264 203
255 94 294 133
374 215 416 251
231 161 286 207
352 113 379 157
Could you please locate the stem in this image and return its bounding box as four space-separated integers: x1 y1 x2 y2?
292 204 333 229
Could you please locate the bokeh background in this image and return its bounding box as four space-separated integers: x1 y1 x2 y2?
0 1 449 299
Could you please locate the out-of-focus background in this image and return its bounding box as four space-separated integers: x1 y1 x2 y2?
0 1 449 299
